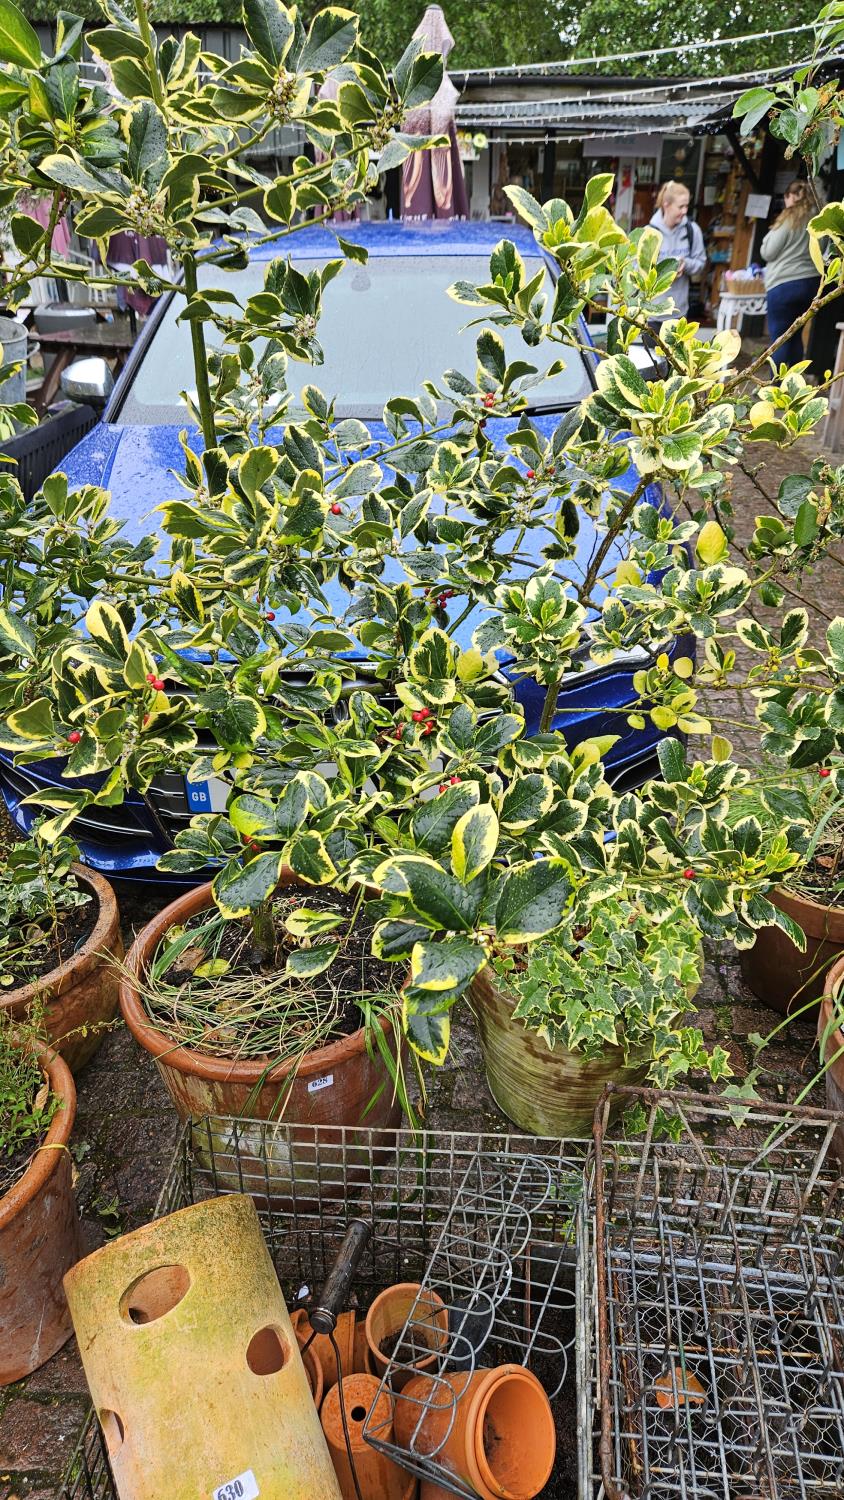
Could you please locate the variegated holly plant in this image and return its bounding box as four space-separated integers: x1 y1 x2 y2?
1 0 844 1072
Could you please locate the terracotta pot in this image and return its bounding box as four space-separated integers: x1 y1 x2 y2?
820 953 844 1160
321 1372 416 1500
63 1194 342 1500
119 880 406 1133
741 885 844 1017
292 1307 364 1393
394 1366 555 1500
1 865 122 1071
365 1283 449 1390
470 966 649 1137
0 1043 81 1384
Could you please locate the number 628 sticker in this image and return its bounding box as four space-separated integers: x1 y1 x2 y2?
212 1470 259 1500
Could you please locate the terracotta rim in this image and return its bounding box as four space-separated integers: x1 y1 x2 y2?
0 1043 76 1230
773 883 844 939
1 864 117 1010
819 951 844 1057
365 1281 449 1375
119 879 395 1083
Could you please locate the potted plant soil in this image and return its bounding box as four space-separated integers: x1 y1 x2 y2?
365 1282 449 1388
0 1012 82 1383
0 832 122 1071
470 897 709 1136
119 873 411 1133
741 798 844 1016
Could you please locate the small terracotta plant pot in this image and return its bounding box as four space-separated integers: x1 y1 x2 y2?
0 1043 81 1384
119 879 405 1131
63 1194 341 1500
365 1283 449 1390
321 1372 416 1500
741 885 844 1016
292 1307 364 1393
394 1365 555 1500
820 952 844 1161
1 865 122 1072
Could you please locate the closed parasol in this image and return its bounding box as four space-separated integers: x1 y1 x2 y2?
401 5 469 220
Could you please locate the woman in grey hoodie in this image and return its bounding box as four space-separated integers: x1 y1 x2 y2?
649 180 707 322
760 180 819 367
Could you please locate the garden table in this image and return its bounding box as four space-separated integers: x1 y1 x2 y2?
715 288 767 333
30 321 136 414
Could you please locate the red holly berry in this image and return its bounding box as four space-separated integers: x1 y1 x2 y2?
395 722 405 739
152 677 166 692
411 707 432 723
143 713 150 726
683 868 696 880
265 610 276 622
439 783 448 793
526 469 535 479
450 775 461 785
146 672 156 684
483 393 495 408
422 721 436 736
819 767 832 777
330 503 342 515
67 730 81 745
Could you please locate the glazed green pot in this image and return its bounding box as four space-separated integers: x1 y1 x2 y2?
470 967 649 1138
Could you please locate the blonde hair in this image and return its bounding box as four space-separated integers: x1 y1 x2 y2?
774 179 815 230
656 180 691 212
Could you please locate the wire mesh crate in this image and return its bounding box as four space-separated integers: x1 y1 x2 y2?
584 1086 844 1500
60 1117 587 1500
362 1149 579 1495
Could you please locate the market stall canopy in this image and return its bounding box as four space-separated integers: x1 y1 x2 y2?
402 5 469 220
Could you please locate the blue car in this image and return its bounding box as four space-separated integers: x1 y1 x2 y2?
1 220 686 880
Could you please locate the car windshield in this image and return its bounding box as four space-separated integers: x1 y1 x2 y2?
117 253 592 424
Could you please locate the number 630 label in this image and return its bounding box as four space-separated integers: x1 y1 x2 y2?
213 1470 259 1500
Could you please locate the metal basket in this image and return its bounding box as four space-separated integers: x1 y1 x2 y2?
585 1087 844 1500
60 1117 587 1500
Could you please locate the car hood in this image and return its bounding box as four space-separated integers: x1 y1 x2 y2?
60 415 654 653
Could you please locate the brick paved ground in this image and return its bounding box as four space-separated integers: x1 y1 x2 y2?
1 424 842 1499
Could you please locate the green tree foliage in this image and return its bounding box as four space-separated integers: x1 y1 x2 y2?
20 0 822 74
20 0 571 69
570 0 822 76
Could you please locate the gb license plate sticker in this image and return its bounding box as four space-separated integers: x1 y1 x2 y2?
185 776 229 814
213 1471 259 1500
